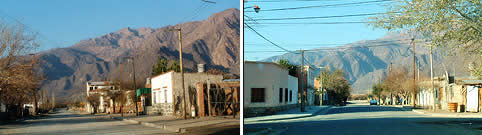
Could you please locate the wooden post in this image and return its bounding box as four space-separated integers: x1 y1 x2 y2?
207 81 211 116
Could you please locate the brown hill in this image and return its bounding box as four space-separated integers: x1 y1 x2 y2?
36 8 240 102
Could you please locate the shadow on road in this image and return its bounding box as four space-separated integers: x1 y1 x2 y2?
323 106 412 115
245 117 482 135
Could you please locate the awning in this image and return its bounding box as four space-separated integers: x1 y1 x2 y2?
136 88 151 97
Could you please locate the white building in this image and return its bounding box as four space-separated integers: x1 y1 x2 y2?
86 81 116 113
301 65 315 106
244 61 299 116
150 71 223 116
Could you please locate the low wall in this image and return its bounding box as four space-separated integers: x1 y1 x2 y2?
244 104 298 118
150 103 174 116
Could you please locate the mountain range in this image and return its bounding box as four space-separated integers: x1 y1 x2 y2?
263 31 469 94
35 8 240 102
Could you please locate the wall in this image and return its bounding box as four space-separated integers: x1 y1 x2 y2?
244 62 289 108
288 75 299 104
171 72 223 116
151 72 173 104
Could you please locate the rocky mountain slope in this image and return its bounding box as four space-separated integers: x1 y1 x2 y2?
36 8 240 102
263 31 469 94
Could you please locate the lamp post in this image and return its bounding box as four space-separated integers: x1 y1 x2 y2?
244 5 260 13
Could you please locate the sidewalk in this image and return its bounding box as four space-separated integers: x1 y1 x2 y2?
244 105 332 123
412 109 482 118
111 114 239 133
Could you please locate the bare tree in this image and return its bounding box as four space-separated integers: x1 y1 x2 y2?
86 93 101 114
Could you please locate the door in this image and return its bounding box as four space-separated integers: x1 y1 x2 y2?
466 86 479 112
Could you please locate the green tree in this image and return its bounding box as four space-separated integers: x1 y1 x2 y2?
368 0 481 78
169 60 180 72
277 59 297 76
316 69 351 105
152 57 169 75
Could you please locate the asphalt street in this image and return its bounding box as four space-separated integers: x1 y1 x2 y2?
245 102 482 135
0 109 174 135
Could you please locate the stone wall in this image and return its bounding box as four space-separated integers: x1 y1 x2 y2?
151 103 174 116
244 104 298 118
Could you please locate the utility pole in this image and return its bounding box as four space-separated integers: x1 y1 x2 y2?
318 66 324 106
179 29 187 120
300 50 305 112
132 57 139 116
378 75 381 106
390 62 393 105
29 53 37 116
120 62 123 118
430 45 436 111
411 36 416 108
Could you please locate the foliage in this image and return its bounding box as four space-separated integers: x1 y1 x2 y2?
151 57 181 75
277 59 297 76
86 93 101 114
368 0 481 78
0 20 42 117
316 69 351 105
371 83 384 97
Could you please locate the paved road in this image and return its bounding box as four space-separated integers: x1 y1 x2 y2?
245 102 482 135
0 109 174 135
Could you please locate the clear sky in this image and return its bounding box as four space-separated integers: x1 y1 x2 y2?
244 0 391 61
0 0 239 51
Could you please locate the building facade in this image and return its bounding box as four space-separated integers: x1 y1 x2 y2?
86 81 116 113
244 61 299 117
150 71 223 116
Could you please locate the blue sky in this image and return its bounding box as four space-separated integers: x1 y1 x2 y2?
0 0 239 51
244 0 391 61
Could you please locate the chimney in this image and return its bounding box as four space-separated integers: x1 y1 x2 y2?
198 64 205 73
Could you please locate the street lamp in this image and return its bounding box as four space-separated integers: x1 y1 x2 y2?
244 5 260 13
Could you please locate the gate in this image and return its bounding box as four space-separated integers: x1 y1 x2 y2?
466 86 479 112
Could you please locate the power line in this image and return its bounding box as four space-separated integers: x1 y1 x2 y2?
252 12 398 21
244 22 298 53
244 39 413 53
245 39 412 46
245 0 391 12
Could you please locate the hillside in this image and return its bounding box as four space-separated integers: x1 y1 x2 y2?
36 8 240 102
263 31 469 94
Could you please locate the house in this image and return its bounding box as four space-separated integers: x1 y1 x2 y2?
86 81 117 113
418 74 481 112
300 65 315 106
150 70 223 116
314 79 328 105
244 61 299 117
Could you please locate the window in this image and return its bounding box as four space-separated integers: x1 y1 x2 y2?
279 88 283 103
153 92 156 104
251 88 265 102
285 88 288 102
164 89 168 103
89 87 93 91
289 90 292 102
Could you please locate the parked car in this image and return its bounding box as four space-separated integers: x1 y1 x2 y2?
370 99 378 105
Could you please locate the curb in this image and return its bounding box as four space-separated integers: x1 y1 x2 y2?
312 106 333 116
110 116 184 133
411 109 482 118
